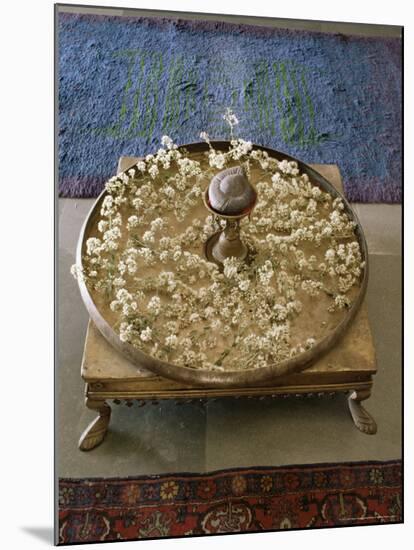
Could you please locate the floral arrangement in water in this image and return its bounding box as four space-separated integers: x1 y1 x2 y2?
72 111 365 372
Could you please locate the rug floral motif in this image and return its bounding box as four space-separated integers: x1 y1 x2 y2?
58 460 402 544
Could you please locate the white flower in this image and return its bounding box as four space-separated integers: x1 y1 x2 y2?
161 135 174 149
258 260 274 286
137 247 153 265
97 220 109 233
301 280 322 296
204 306 215 318
209 152 226 170
238 139 252 155
239 279 250 292
273 304 287 321
122 302 137 316
271 172 282 184
325 249 336 263
287 300 302 315
148 165 159 179
211 318 222 329
110 300 121 311
172 248 182 261
112 213 122 227
147 296 161 315
119 322 133 342
221 307 231 318
140 327 152 342
177 157 201 177
100 195 115 217
116 288 132 302
223 107 239 128
86 237 102 255
105 177 124 194
165 334 178 349
189 313 200 323
118 260 127 275
132 197 144 211
159 251 169 263
127 215 139 228
126 258 137 274
305 337 316 349
143 231 155 244
163 185 175 198
223 257 240 279
150 217 164 232
331 294 350 311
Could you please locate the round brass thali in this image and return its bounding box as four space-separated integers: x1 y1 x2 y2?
76 141 368 388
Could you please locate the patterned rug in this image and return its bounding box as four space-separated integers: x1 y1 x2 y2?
57 13 402 203
58 460 402 544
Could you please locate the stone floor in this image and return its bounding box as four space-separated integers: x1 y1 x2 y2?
57 194 401 478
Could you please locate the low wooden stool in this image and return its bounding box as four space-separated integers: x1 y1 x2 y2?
78 162 377 451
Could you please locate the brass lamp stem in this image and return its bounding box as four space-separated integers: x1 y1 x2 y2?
203 166 256 267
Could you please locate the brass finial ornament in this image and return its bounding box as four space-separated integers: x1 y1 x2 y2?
203 166 257 266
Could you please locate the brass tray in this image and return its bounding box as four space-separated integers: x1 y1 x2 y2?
75 141 368 388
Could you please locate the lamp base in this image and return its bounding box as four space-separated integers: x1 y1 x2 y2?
204 231 248 267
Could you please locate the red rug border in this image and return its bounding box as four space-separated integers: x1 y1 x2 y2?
58 459 403 545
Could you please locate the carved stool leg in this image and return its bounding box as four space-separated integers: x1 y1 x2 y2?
348 388 377 435
79 397 112 451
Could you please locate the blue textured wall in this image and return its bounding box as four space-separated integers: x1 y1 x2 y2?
58 13 402 202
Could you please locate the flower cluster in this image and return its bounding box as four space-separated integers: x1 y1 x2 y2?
72 130 365 372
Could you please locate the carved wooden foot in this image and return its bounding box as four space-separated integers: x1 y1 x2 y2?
79 397 111 451
348 389 377 435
